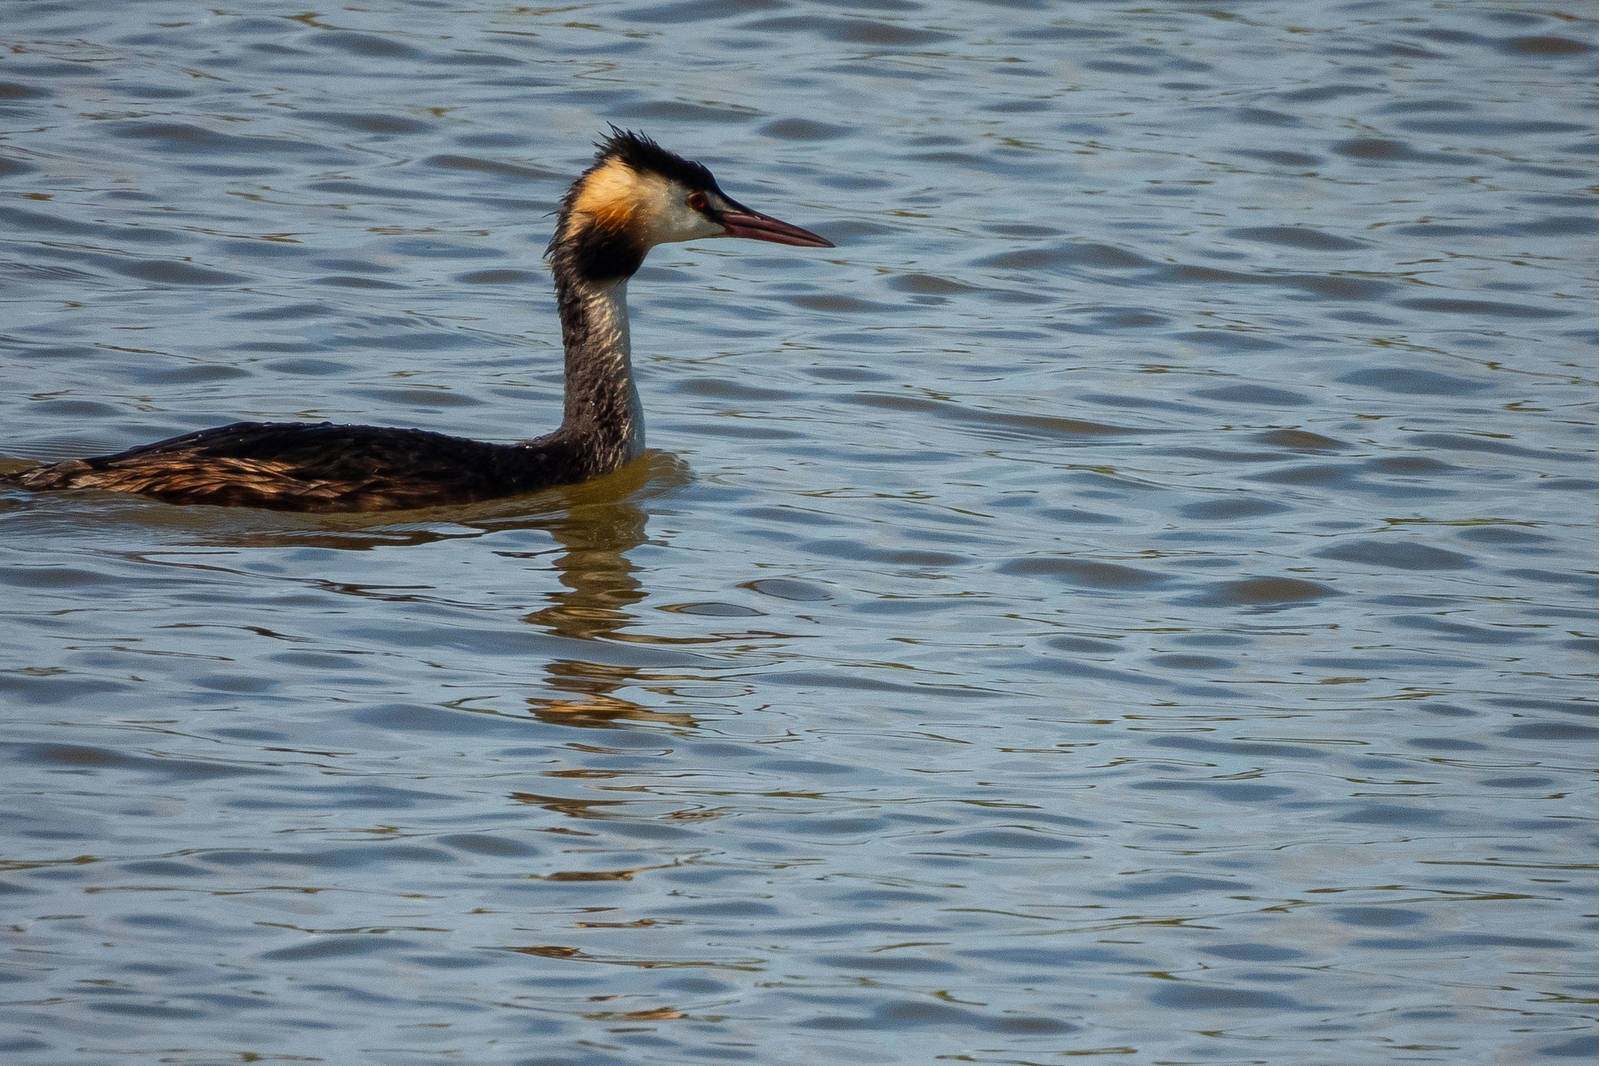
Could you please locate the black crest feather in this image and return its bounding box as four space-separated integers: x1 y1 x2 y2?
595 125 718 192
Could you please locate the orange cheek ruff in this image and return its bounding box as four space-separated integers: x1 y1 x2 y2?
567 159 653 242
583 199 637 232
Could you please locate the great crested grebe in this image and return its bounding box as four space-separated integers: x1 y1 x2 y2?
5 129 832 512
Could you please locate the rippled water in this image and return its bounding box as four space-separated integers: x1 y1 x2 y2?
1 2 1595 1062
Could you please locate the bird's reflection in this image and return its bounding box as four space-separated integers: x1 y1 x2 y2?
84 451 701 728
521 478 698 730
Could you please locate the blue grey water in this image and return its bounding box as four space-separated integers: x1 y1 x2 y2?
0 1 1594 1062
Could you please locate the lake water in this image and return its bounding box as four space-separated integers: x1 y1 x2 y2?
0 1 1594 1062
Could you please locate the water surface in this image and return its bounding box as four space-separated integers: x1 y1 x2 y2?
1 2 1595 1062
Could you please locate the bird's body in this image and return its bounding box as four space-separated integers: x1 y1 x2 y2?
18 421 584 512
6 129 831 512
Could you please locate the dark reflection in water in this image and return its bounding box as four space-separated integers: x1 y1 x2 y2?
522 482 701 729
185 454 704 725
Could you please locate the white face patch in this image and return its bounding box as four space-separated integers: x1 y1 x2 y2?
645 185 723 246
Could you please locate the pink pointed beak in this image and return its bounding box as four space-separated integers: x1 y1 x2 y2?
717 201 834 248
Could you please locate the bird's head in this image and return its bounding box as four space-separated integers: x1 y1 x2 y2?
548 127 832 284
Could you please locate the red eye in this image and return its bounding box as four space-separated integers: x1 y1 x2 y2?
687 191 708 212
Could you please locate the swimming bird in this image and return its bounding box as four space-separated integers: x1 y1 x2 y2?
5 129 832 512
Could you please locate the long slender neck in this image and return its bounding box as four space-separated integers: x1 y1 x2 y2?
552 269 644 473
